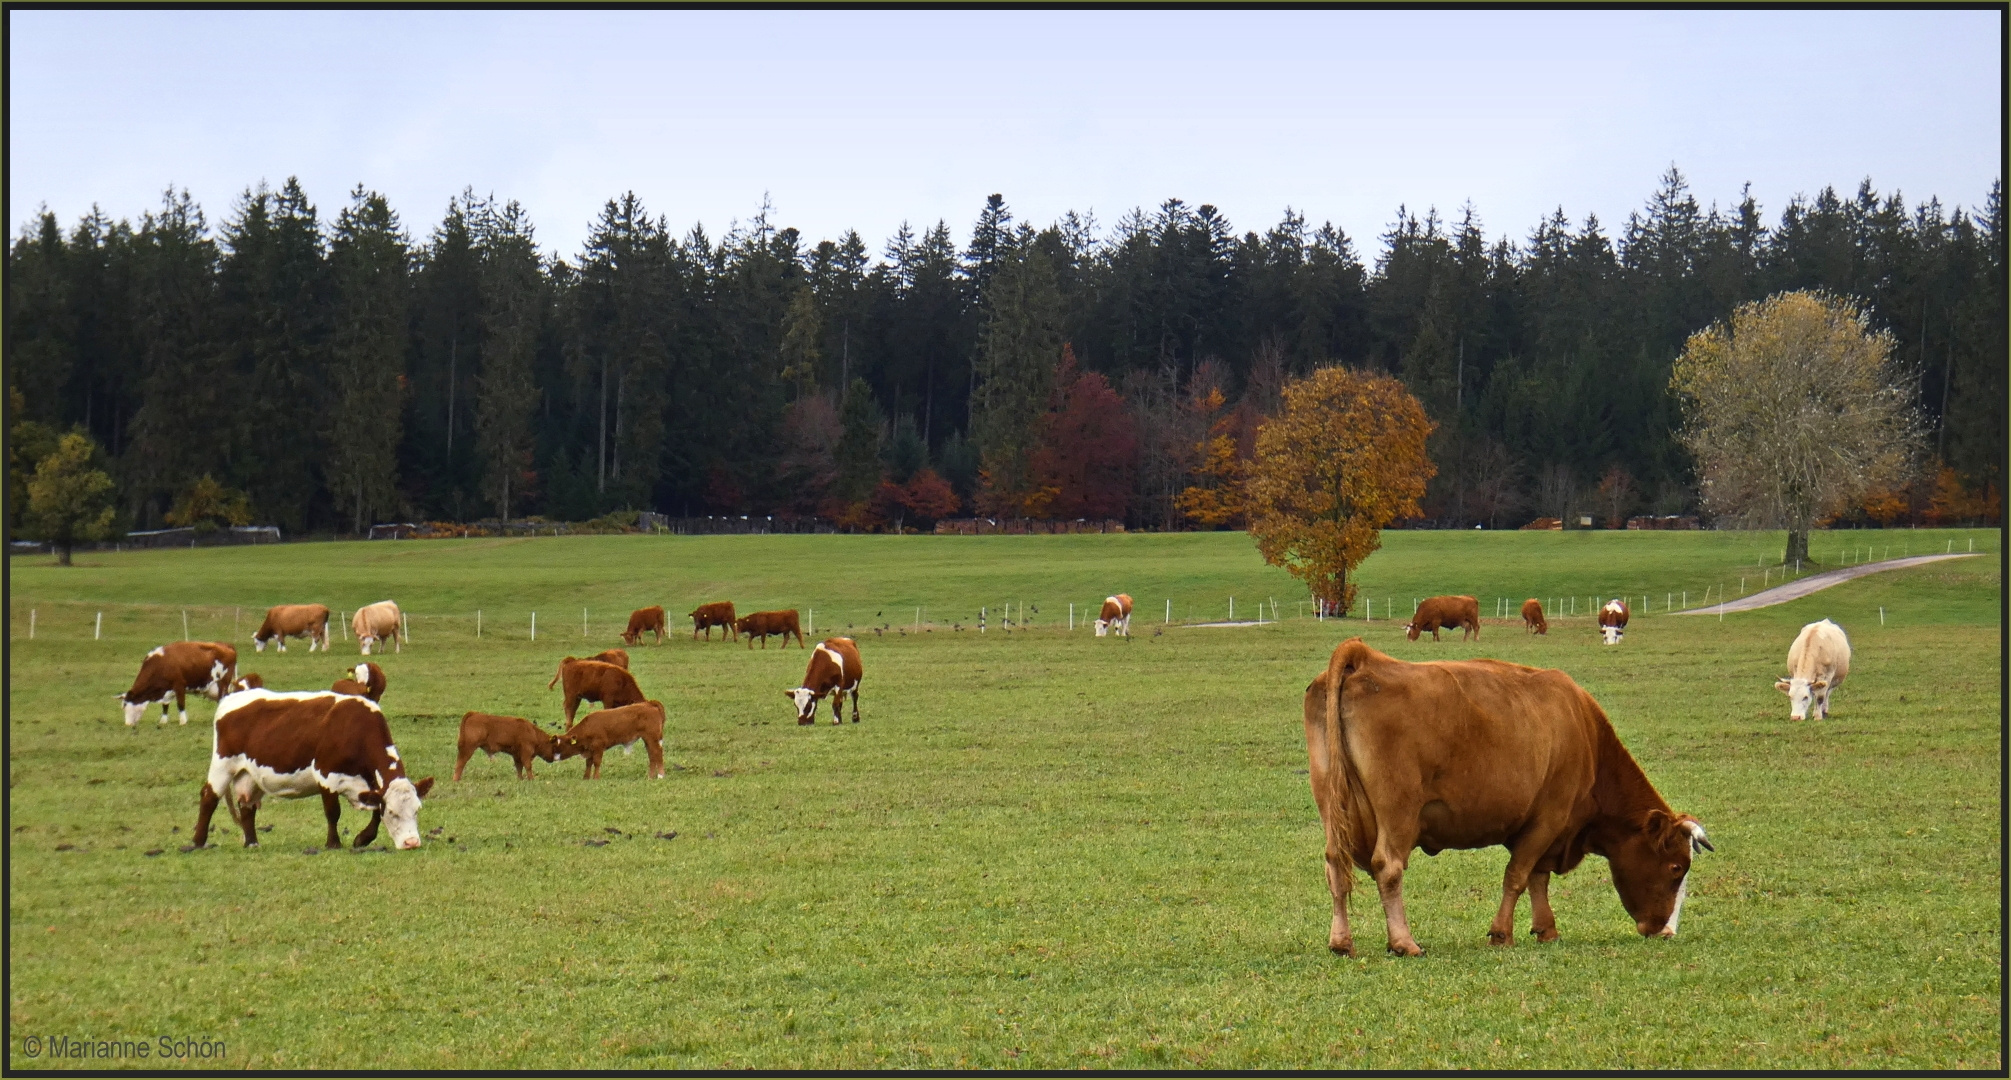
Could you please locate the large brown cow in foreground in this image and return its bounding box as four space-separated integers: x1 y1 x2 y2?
547 657 647 727
736 609 804 649
556 701 666 779
120 641 238 726
254 604 331 652
1303 638 1711 957
689 601 737 641
1404 595 1480 642
622 606 668 646
455 712 563 780
192 690 433 850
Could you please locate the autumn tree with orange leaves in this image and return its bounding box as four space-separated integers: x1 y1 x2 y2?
1246 368 1435 617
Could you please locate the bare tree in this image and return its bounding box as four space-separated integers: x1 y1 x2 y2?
1671 290 1920 565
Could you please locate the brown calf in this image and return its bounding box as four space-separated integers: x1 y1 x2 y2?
736 609 804 649
556 701 666 779
622 605 668 646
454 712 563 780
1405 595 1481 642
1521 598 1548 635
547 657 647 727
689 601 738 641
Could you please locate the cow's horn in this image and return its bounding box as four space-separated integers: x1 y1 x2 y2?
1681 819 1713 853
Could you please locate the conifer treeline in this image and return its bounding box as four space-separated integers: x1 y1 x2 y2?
6 168 2002 534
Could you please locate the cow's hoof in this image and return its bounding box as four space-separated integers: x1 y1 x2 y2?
1388 942 1424 957
242 842 259 849
797 718 814 726
1487 930 1512 946
1328 939 1355 957
1532 927 1559 943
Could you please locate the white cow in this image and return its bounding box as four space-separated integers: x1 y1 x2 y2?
1776 619 1851 720
351 600 404 656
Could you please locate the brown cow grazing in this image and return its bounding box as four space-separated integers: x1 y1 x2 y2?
622 605 668 646
1521 598 1548 635
331 661 387 701
1095 593 1133 638
588 648 629 669
1598 598 1631 645
454 712 563 780
1303 638 1712 957
689 601 738 641
192 690 434 850
547 657 647 727
786 637 863 724
120 641 238 726
231 673 265 693
351 600 404 656
1404 595 1481 642
736 609 805 649
253 603 331 653
555 701 666 779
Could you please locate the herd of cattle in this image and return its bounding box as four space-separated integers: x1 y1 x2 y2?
114 588 1853 955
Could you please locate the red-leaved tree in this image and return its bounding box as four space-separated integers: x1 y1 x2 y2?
1029 346 1137 520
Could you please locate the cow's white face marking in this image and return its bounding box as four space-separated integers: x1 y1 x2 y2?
1662 874 1688 937
358 636 377 656
253 637 267 653
1601 626 1623 645
123 700 148 726
382 777 424 849
1777 676 1814 720
1094 619 1109 637
354 664 371 684
789 687 819 720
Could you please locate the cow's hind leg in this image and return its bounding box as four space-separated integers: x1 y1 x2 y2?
454 743 474 782
231 775 262 847
1526 871 1560 942
849 686 860 723
1324 852 1356 956
1371 850 1423 956
646 737 664 779
321 792 343 848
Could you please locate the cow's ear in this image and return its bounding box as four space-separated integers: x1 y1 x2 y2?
1810 679 1828 690
1774 678 1792 693
782 689 796 698
358 790 384 808
414 776 435 798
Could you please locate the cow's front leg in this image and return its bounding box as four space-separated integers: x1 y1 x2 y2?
192 783 221 848
1527 871 1559 942
353 809 382 848
830 692 844 725
321 792 343 848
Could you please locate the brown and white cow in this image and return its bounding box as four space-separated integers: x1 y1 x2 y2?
331 661 387 701
119 641 238 726
351 600 404 656
1303 638 1711 956
1776 618 1851 721
1598 598 1631 645
547 657 647 727
785 637 863 724
253 603 331 653
555 700 666 779
1404 595 1481 642
232 673 265 693
622 605 668 646
454 712 563 780
1095 594 1133 638
1521 598 1548 635
736 609 804 649
689 601 738 641
191 689 434 850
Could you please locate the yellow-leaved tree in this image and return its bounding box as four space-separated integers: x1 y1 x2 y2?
1246 367 1435 616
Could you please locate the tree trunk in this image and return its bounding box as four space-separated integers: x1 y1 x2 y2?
58 539 73 566
1784 529 1810 568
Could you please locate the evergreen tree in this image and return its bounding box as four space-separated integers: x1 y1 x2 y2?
971 242 1063 512
326 187 411 533
474 198 544 520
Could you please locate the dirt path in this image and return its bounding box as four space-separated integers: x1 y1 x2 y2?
1679 552 1986 615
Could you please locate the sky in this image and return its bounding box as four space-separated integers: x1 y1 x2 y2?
7 9 2003 263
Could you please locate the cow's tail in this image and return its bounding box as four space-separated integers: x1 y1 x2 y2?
1321 638 1370 898
547 661 565 691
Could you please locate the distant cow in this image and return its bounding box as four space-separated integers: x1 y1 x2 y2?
547 657 647 727
351 601 404 656
1777 619 1851 720
786 637 863 724
120 641 238 726
253 604 331 653
1404 595 1481 642
736 609 804 649
231 673 265 693
689 601 738 641
1095 594 1133 638
588 648 629 669
191 689 434 850
455 712 563 780
556 701 667 779
1598 599 1631 645
622 606 668 646
1303 638 1712 956
331 661 387 701
1521 598 1548 635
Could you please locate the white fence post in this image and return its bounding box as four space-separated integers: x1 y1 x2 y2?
182 610 190 641
584 607 589 638
95 611 102 640
28 609 35 640
1165 599 1171 625
477 609 482 638
531 611 537 641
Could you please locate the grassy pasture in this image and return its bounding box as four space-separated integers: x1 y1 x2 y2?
6 528 2000 1069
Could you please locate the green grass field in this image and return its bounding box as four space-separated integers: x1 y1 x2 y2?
6 528 2000 1069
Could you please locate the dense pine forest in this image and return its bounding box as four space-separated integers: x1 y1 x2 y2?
6 167 2002 537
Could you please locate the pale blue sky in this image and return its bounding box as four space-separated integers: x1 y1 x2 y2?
8 9 2002 261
